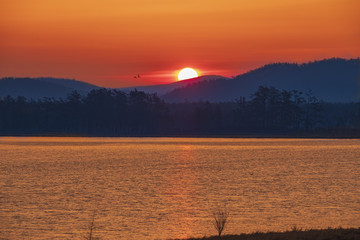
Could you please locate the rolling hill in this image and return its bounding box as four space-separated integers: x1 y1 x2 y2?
1 58 359 102
162 58 360 102
0 77 100 99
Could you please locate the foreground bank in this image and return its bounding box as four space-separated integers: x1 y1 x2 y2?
171 227 360 240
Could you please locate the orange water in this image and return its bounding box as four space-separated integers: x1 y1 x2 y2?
0 137 359 239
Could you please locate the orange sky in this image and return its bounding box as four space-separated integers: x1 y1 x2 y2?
1 0 359 87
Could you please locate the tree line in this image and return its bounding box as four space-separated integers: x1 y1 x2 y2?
0 86 359 136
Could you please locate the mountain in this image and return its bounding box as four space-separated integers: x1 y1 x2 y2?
0 77 100 99
162 58 360 102
119 75 229 95
2 58 359 102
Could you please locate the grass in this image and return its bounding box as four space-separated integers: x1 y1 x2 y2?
170 227 360 240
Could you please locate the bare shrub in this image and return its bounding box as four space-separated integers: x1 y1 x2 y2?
212 207 229 239
84 211 99 240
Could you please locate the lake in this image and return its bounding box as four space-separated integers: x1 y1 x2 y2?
0 137 359 239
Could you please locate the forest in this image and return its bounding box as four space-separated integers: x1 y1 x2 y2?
0 86 359 137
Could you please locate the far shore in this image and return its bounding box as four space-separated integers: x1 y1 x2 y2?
170 227 360 240
1 131 360 139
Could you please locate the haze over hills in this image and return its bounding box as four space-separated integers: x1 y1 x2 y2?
119 75 230 95
0 76 216 100
0 77 100 99
1 58 359 102
163 58 360 102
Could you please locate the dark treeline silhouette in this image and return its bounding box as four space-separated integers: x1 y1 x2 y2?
0 86 359 137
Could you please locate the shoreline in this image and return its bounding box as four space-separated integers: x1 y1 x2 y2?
170 227 360 240
1 133 360 139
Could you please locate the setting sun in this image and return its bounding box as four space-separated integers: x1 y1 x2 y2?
177 68 199 81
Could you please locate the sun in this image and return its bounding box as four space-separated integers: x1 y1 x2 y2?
177 68 199 81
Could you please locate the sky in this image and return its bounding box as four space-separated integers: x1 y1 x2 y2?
1 0 359 87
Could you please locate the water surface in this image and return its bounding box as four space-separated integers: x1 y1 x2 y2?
0 137 359 239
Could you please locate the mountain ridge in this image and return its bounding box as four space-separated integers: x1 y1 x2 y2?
1 58 359 102
0 77 100 99
163 58 360 102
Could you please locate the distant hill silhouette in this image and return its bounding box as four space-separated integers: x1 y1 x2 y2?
162 58 360 102
0 77 100 99
1 58 359 102
120 75 229 95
